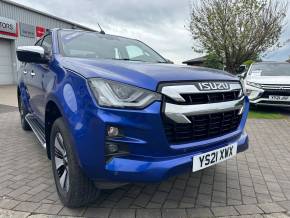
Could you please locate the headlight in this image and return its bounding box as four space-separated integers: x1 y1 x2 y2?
247 90 263 100
246 81 261 89
88 78 161 109
240 80 247 96
245 81 264 100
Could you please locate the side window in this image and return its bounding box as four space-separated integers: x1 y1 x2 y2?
126 45 144 59
41 34 52 54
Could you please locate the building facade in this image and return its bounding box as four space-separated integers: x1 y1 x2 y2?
0 0 93 85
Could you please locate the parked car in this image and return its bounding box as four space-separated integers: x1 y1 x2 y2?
245 62 290 107
16 29 249 207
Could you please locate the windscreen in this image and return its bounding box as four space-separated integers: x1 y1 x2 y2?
249 63 290 76
59 30 166 63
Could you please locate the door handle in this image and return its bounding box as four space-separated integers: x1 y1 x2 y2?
23 70 28 75
31 71 35 76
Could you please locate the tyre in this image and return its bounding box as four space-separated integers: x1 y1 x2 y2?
18 96 31 131
50 117 100 207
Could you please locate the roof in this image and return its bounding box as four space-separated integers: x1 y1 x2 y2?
182 56 206 64
2 0 96 31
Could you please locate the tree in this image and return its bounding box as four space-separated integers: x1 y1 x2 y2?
243 60 255 68
203 52 223 70
243 55 262 68
189 0 287 74
287 57 290 63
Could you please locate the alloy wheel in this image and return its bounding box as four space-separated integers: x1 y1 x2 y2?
54 132 70 192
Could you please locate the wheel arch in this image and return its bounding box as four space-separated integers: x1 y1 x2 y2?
45 100 63 159
17 85 28 113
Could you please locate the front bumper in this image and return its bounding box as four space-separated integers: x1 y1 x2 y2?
250 98 290 107
246 85 290 107
104 131 248 182
71 89 249 183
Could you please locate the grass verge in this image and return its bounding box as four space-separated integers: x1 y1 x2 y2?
248 108 287 119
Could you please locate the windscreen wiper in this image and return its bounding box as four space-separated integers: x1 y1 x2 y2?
111 58 167 63
111 58 140 61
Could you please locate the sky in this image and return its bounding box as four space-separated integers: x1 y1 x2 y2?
11 0 195 64
263 0 290 62
11 0 290 63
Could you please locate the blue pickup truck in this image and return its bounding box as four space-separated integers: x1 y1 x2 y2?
16 29 249 207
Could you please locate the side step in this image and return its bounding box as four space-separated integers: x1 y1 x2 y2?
25 114 46 149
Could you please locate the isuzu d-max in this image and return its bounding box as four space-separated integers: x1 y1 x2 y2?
16 29 249 207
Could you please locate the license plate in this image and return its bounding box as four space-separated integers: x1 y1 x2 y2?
269 95 290 101
192 143 237 172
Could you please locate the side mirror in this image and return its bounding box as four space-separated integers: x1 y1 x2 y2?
16 46 48 64
237 65 246 74
237 72 247 79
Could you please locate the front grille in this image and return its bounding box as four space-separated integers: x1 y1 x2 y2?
164 109 242 144
261 90 290 98
179 90 241 105
261 84 290 90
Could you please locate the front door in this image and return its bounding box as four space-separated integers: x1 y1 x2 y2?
26 34 52 123
25 37 42 117
26 61 42 119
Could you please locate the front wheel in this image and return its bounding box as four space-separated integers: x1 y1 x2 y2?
50 117 100 207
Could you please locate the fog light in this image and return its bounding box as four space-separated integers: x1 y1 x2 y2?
107 126 119 137
106 143 118 153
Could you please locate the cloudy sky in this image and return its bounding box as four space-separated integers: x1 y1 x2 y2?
11 0 195 63
11 0 290 63
264 0 290 61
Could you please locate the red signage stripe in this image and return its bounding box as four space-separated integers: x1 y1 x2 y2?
36 26 45 38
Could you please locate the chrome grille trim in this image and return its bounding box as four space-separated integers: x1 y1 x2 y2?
161 83 242 102
164 97 244 123
160 82 245 143
261 84 290 90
